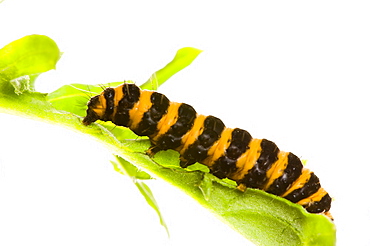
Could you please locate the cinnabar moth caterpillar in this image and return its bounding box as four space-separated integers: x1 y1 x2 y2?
82 83 332 219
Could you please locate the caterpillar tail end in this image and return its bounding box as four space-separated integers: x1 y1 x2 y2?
324 211 334 221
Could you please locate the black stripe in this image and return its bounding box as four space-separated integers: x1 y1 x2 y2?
113 83 140 127
152 103 197 154
305 193 332 213
102 88 115 121
180 116 225 168
266 152 303 196
238 139 279 189
170 103 197 137
284 172 321 203
135 92 170 136
226 128 252 159
211 128 252 179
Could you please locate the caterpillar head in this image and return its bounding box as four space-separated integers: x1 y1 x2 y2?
82 94 104 125
82 84 140 127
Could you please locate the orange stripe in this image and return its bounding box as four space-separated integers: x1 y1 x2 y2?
178 115 206 155
230 139 262 181
202 127 233 167
151 102 182 140
281 168 311 197
92 93 106 118
129 90 153 130
297 187 328 206
263 151 289 190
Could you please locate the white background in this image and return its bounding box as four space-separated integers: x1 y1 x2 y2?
1 0 370 245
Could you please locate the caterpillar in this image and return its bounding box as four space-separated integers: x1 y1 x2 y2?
82 82 332 219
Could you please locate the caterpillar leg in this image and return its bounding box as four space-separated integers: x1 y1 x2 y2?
179 158 196 168
147 144 196 169
324 211 334 221
146 145 163 157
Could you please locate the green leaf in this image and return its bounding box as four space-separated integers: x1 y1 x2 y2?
135 181 169 237
0 35 60 94
111 156 168 236
112 155 152 180
140 47 202 90
199 173 213 201
0 38 336 246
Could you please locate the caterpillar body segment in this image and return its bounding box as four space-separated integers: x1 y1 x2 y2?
82 83 332 219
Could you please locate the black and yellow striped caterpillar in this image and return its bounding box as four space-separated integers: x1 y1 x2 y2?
82 83 332 219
